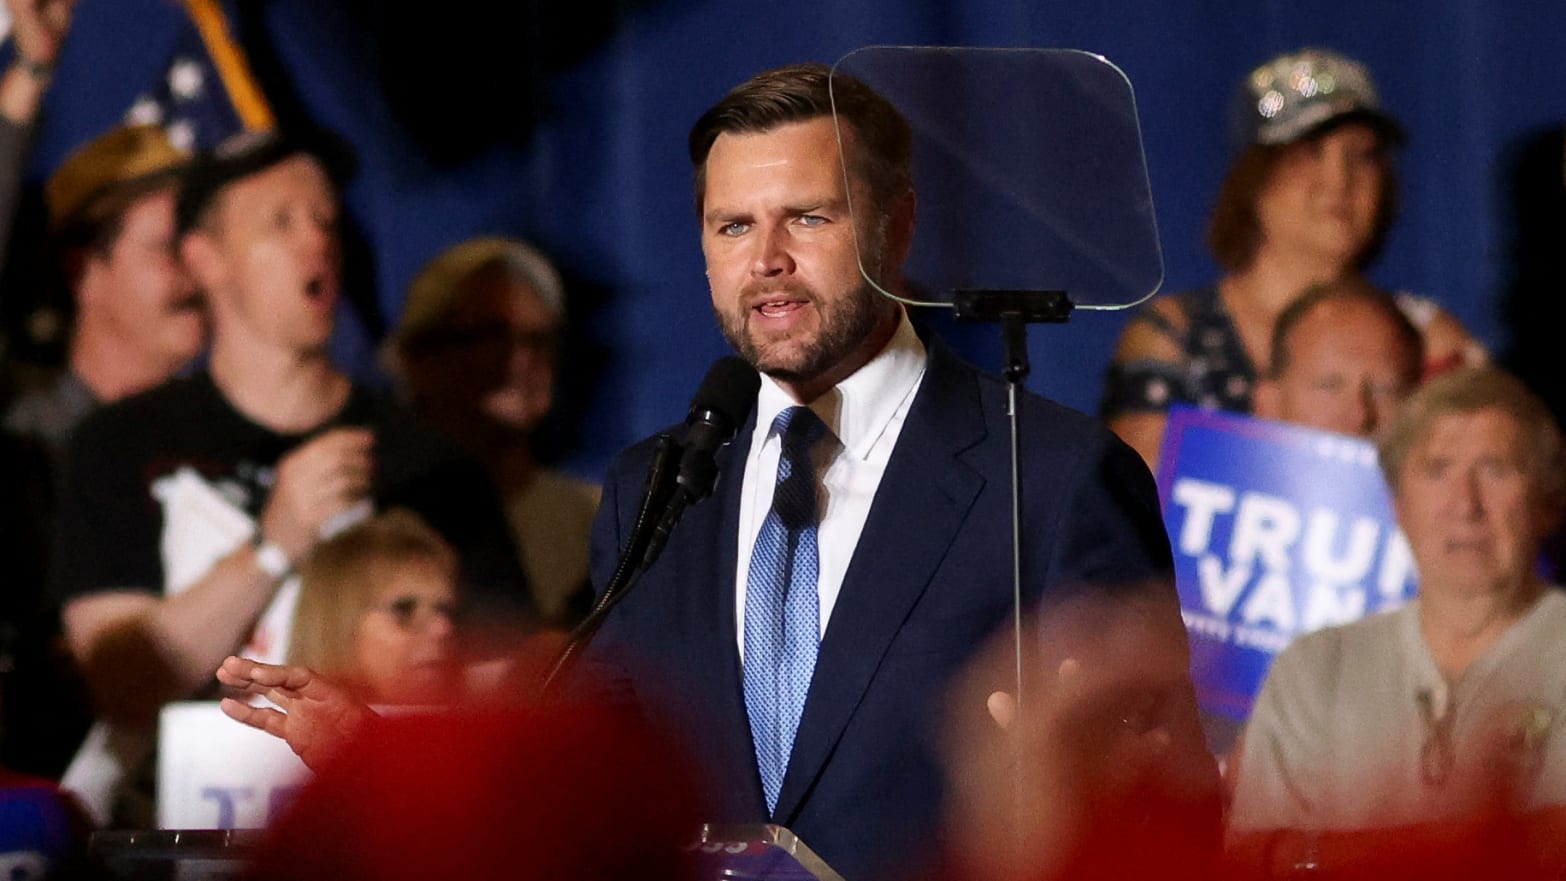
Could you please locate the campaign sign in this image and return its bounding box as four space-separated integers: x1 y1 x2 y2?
158 702 310 829
1156 406 1418 721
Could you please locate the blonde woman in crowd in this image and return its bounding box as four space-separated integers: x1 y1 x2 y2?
289 509 462 707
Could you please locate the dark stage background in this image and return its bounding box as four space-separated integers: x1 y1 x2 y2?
11 0 1566 479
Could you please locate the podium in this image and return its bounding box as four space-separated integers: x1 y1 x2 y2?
90 824 843 880
688 825 846 881
90 830 260 881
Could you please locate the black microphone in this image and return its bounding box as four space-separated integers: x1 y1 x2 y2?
602 355 758 603
640 357 759 568
538 356 758 701
673 356 762 502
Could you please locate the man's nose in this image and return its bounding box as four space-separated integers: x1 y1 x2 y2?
173 262 199 297
750 224 794 277
303 214 337 252
1450 469 1486 519
424 610 455 640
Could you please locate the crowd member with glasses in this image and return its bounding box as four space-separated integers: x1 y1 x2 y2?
286 509 462 707
385 236 598 627
1225 367 1566 879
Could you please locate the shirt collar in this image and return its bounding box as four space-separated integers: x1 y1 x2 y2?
752 309 926 459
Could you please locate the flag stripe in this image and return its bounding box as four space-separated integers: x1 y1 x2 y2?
179 0 275 131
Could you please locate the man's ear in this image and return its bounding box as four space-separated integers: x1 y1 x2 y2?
1533 488 1566 547
74 250 109 308
887 189 916 270
1253 378 1282 421
179 229 223 294
1390 482 1416 540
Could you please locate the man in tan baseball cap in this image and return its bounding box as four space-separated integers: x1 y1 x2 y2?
4 123 205 455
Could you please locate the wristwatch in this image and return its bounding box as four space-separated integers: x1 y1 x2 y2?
252 536 292 580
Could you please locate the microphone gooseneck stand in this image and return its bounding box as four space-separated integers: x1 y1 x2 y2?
535 435 676 704
536 433 682 702
537 357 759 703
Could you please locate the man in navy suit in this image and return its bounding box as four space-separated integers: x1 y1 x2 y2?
581 63 1212 881
219 63 1214 881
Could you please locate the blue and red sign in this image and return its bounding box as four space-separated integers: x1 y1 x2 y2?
1156 406 1418 721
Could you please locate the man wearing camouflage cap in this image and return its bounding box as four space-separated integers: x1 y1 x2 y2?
0 122 198 782
4 123 204 456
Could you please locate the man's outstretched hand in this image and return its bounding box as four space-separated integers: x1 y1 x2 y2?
217 656 374 770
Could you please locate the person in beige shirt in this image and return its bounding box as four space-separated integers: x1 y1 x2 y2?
385 237 598 627
1227 366 1566 879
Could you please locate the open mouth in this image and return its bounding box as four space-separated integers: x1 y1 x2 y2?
302 270 342 309
755 298 807 318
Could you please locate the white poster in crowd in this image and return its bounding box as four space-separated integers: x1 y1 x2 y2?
63 468 304 827
158 702 310 829
153 466 301 663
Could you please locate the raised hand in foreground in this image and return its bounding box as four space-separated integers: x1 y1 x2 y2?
217 655 375 770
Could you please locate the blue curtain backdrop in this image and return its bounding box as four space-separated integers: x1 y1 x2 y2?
21 0 1566 479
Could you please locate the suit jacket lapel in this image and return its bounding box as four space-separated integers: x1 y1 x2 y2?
773 341 987 822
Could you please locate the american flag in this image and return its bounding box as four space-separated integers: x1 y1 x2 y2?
0 7 22 74
122 0 274 152
122 24 244 152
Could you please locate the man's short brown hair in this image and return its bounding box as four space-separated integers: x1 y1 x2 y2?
687 62 913 219
1377 367 1566 517
1269 279 1423 383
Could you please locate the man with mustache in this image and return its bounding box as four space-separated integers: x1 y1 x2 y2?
0 122 199 782
5 123 204 457
53 131 532 826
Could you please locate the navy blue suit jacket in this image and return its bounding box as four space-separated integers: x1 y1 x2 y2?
583 335 1179 881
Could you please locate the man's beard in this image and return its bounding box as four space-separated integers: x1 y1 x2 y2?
717 220 895 385
715 277 890 386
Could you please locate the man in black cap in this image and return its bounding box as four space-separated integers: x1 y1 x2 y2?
52 131 533 825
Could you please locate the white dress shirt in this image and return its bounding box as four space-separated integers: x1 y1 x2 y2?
735 311 927 656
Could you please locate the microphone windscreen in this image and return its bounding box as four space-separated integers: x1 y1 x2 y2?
687 356 760 436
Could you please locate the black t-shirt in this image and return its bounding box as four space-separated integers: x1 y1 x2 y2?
51 372 535 629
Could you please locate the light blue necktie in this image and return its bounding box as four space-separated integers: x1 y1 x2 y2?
743 405 826 815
